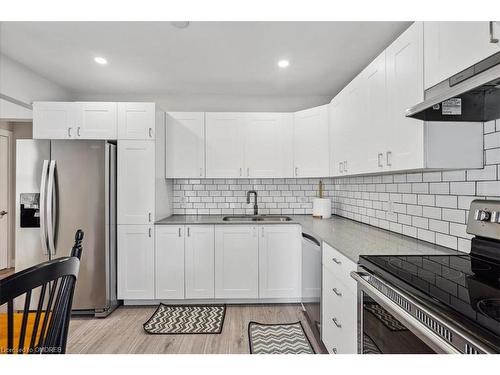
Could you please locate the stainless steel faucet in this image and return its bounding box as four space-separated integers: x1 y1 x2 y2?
246 190 258 215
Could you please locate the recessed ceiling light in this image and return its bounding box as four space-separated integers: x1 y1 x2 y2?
170 21 190 29
278 59 290 68
94 56 108 65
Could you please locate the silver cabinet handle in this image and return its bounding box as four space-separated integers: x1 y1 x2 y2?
148 212 152 222
199 167 203 177
332 317 342 328
148 127 153 138
377 153 383 167
187 227 191 237
386 151 392 167
68 127 72 137
338 162 343 173
332 257 341 265
247 167 250 176
332 348 337 354
261 227 265 237
332 288 342 296
295 167 298 176
490 21 499 43
148 228 152 238
77 126 81 137
178 227 182 237
239 167 242 176
344 160 347 173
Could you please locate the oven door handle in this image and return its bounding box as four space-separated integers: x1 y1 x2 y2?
351 270 462 354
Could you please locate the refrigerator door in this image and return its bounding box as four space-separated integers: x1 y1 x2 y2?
15 140 50 272
51 140 108 311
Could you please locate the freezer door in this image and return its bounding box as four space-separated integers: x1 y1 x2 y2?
51 140 108 311
15 140 50 272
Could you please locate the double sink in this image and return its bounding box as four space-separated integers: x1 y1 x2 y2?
222 215 292 222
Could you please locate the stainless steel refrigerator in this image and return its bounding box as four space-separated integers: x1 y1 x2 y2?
15 139 118 317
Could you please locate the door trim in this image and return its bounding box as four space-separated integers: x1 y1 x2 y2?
0 128 12 269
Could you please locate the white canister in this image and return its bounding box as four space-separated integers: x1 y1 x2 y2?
312 198 332 219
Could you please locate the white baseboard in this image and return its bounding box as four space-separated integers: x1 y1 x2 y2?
123 298 303 306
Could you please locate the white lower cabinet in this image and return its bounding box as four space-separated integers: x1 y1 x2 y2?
185 225 215 299
117 225 155 300
321 242 357 354
155 225 185 299
259 225 301 299
215 225 259 299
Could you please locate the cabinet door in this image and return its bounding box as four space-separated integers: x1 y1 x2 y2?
117 140 155 224
293 105 329 177
76 102 117 139
32 102 76 139
244 113 293 178
258 225 301 299
117 225 154 299
424 21 500 89
205 113 245 178
155 225 185 299
185 225 215 299
360 51 387 174
386 21 425 171
117 102 156 140
166 112 205 178
214 225 258 298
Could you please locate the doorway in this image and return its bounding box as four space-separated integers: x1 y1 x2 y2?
0 128 11 270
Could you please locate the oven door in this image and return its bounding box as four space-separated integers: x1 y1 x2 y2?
352 269 460 354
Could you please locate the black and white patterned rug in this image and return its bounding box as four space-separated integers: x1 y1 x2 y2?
248 321 315 354
363 334 382 354
143 304 226 334
364 302 408 331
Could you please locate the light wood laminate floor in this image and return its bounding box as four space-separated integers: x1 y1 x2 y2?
68 304 322 354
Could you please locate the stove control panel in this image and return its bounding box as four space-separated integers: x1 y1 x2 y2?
467 200 500 240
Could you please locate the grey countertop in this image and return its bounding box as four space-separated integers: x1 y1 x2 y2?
155 214 457 262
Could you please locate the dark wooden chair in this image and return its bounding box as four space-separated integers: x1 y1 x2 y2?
0 230 84 354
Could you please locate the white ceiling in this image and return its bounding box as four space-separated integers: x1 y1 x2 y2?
0 21 411 110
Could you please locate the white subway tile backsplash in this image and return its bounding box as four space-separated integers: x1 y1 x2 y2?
476 181 500 196
450 181 476 195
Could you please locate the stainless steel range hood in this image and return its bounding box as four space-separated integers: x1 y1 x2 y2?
406 51 500 122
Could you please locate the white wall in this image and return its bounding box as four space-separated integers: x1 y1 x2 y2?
0 54 72 105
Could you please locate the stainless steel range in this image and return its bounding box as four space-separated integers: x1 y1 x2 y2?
352 200 500 354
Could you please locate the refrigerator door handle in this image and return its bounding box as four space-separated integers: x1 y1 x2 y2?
39 160 49 256
46 160 57 258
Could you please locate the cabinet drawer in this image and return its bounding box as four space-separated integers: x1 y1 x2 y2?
322 267 358 354
322 242 356 281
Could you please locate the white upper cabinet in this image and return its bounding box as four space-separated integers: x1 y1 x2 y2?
293 105 330 178
386 21 425 172
205 112 245 178
117 140 155 225
214 225 259 299
424 21 500 89
329 21 483 177
185 225 215 299
155 225 185 299
166 112 205 178
117 102 156 140
244 113 293 178
258 225 301 299
33 102 77 139
76 102 117 139
360 51 387 175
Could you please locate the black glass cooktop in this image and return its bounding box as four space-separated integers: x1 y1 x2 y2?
359 252 500 346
